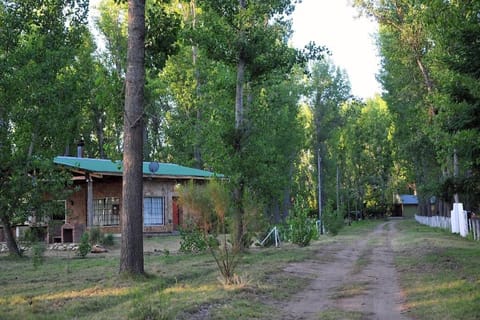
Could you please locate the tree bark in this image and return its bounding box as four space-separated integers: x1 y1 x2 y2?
190 1 203 169
1 216 21 256
119 0 146 275
230 0 247 251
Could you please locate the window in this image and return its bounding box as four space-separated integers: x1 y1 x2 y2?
93 197 120 226
144 197 165 226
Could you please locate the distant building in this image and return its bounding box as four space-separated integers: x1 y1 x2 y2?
393 194 418 218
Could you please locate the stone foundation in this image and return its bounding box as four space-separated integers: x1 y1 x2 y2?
0 242 79 253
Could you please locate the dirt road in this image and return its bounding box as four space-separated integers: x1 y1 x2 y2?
281 220 410 320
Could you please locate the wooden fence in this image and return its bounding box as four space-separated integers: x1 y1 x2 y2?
470 217 480 240
415 214 480 240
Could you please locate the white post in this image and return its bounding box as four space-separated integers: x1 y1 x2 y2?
451 203 462 234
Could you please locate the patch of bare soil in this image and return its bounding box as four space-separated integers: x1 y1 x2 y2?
281 220 410 320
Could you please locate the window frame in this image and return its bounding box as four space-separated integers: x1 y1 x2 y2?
143 196 165 226
92 197 120 226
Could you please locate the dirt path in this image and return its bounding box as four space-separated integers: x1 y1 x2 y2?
281 220 410 320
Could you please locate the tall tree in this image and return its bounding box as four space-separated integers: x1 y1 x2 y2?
119 0 146 275
335 96 395 216
355 0 480 213
308 59 352 215
0 0 90 255
353 0 445 214
93 0 180 160
193 0 316 249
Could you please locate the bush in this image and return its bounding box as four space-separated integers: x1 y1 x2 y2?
31 242 46 269
101 233 115 246
178 226 209 253
77 232 91 258
88 227 114 246
322 204 344 236
177 180 241 285
287 198 316 247
88 227 103 245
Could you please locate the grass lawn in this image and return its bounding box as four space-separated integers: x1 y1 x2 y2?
0 232 322 320
393 220 480 320
2 219 478 319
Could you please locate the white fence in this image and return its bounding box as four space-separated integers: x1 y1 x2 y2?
470 218 480 240
415 215 451 230
415 202 480 240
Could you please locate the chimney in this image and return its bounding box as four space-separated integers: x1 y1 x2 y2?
77 139 85 158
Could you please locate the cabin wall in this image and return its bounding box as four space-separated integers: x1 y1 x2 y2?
64 177 177 241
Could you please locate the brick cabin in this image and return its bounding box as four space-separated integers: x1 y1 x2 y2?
50 156 220 243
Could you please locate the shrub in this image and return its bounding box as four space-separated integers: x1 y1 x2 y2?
287 197 316 247
178 226 209 253
77 232 91 258
101 233 115 246
88 227 115 246
177 180 241 285
31 242 45 269
88 227 103 245
322 203 344 236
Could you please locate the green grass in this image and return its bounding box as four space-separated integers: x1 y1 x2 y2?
0 236 319 320
5 219 476 319
393 220 480 320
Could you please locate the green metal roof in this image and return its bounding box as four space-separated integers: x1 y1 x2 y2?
54 156 221 179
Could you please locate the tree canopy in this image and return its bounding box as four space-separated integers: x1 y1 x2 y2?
2 0 480 257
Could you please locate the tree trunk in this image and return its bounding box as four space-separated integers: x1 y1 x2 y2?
232 62 246 249
95 116 105 159
232 183 244 251
190 1 203 169
232 56 246 250
231 0 247 251
119 0 146 276
1 216 21 256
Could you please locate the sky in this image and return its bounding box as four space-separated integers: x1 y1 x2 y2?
291 0 382 99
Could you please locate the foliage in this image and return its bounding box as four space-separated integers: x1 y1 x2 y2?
187 0 323 250
77 232 91 258
102 234 115 247
21 227 46 244
333 97 395 217
88 227 103 245
178 224 210 253
353 0 480 214
88 227 114 246
177 180 242 285
177 180 217 234
0 0 88 255
20 227 47 268
31 242 46 269
322 202 344 236
306 58 353 224
286 197 317 247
